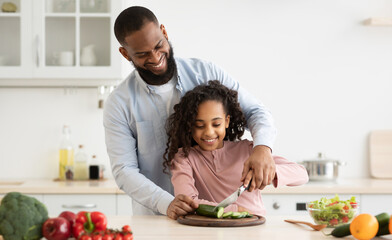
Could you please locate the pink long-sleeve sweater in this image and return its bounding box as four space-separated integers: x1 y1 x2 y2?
171 140 309 216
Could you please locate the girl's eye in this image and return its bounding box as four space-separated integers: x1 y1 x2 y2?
195 125 204 129
213 124 221 127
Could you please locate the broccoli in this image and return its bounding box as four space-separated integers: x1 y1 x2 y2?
0 192 48 240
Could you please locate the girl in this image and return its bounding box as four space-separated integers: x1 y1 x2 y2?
163 80 308 216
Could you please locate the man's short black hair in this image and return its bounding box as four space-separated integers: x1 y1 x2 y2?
114 6 159 45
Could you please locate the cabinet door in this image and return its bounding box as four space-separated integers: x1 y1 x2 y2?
0 193 43 203
0 0 122 86
0 0 33 79
43 194 116 217
116 194 133 216
360 194 392 215
32 0 122 84
262 194 360 216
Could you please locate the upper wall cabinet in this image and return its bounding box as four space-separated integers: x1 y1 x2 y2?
0 0 122 86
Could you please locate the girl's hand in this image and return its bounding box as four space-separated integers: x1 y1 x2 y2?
238 206 251 213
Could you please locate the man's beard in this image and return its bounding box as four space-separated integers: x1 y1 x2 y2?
132 43 177 86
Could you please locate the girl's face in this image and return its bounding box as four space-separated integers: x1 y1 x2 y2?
192 100 230 151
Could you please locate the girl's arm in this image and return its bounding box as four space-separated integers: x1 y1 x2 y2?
171 153 240 213
272 156 309 187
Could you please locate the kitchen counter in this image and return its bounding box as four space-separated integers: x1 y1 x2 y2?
107 215 392 240
1 178 392 194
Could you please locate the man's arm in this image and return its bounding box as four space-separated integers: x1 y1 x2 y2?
209 62 277 190
103 95 173 215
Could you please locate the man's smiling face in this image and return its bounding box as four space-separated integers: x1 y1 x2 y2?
119 21 176 85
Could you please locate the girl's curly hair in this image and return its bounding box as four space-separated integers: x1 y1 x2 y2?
163 80 246 174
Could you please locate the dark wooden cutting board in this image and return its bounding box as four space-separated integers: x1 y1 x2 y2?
177 214 266 227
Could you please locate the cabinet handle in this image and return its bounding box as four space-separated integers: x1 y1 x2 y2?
62 204 97 209
35 35 40 67
272 202 280 210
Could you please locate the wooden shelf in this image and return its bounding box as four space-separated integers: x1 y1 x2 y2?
364 18 392 26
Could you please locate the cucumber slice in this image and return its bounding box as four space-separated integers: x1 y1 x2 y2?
222 211 233 218
231 212 243 219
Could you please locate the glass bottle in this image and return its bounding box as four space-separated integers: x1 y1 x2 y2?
59 125 74 180
74 144 89 180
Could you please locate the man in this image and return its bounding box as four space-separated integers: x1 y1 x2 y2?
104 6 277 220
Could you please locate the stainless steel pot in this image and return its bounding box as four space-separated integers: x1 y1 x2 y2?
299 153 346 181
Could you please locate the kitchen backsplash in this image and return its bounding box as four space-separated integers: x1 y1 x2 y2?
1 0 392 179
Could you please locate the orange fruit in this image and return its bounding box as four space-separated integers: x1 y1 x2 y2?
389 215 392 234
350 213 379 240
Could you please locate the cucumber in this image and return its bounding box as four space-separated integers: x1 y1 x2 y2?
196 204 224 218
376 212 391 236
222 211 233 218
329 223 351 238
330 212 390 238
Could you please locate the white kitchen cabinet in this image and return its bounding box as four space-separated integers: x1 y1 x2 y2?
360 194 392 215
262 194 360 216
0 0 122 86
0 193 44 203
116 194 133 216
43 194 116 217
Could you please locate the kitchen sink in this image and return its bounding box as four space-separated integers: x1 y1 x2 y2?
0 181 24 186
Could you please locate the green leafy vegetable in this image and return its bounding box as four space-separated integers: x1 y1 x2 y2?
0 192 49 240
308 194 358 226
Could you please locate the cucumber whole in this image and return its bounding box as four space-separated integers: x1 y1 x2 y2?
330 223 351 238
330 212 390 238
196 204 224 218
376 212 391 236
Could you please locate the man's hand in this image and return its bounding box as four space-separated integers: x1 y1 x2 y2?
241 145 275 191
167 194 199 220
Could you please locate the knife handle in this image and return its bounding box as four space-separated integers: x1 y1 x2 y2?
244 178 253 191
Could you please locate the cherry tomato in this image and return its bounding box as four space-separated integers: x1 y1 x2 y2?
123 233 133 240
92 235 103 240
103 235 113 240
122 225 132 233
80 235 93 240
114 233 123 240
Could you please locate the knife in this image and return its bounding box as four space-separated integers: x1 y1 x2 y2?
213 179 252 210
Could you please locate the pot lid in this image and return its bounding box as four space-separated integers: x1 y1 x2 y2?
304 152 338 162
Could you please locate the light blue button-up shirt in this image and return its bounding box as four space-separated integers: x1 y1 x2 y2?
103 57 276 215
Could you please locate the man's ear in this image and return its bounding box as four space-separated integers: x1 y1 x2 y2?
119 47 131 61
160 24 168 40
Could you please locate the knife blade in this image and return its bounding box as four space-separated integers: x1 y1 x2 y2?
213 179 252 210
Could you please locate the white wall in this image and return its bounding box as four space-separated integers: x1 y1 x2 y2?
1 0 391 179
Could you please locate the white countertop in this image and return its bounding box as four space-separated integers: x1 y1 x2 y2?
1 178 392 194
107 215 392 240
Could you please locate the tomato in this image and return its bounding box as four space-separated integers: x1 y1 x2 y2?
122 225 132 233
342 216 349 223
329 218 339 226
350 202 358 208
92 235 103 240
114 233 123 240
103 235 113 240
123 234 133 240
80 235 93 240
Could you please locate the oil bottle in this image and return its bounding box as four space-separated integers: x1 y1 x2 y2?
59 125 74 180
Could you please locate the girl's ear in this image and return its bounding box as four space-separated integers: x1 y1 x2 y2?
225 115 230 128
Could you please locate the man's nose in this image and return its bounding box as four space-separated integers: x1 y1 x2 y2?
149 50 161 62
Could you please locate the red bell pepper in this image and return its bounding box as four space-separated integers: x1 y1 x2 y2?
73 211 108 238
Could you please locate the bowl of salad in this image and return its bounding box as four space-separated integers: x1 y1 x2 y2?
307 195 359 227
